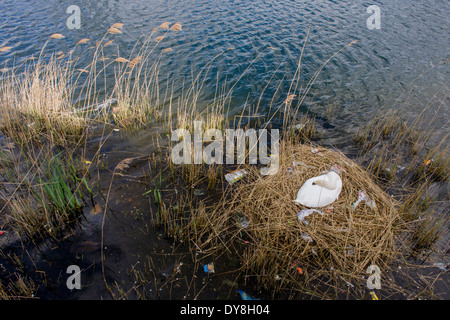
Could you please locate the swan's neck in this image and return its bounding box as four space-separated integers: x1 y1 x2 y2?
313 173 338 190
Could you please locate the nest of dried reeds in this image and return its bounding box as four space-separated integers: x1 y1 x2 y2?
195 139 403 296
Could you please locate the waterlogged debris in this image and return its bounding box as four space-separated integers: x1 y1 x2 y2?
203 262 215 274
170 22 182 31
71 241 100 254
237 290 259 300
225 169 247 185
290 261 303 275
115 57 129 63
352 190 376 209
222 279 238 288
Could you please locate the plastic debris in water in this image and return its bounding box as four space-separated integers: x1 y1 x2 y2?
300 232 313 243
225 169 248 185
345 281 354 288
237 290 259 300
203 262 215 274
297 209 324 225
293 160 309 168
370 291 379 300
352 190 376 209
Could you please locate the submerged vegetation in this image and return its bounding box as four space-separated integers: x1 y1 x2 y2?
0 22 448 300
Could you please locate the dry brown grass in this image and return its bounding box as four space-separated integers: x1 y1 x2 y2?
175 139 404 297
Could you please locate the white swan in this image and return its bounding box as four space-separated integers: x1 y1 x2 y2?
293 171 342 208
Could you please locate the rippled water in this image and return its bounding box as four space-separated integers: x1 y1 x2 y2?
1 0 449 134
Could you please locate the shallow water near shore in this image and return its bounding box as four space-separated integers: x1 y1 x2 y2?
0 0 448 299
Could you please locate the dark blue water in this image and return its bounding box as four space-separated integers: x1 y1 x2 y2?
0 0 449 136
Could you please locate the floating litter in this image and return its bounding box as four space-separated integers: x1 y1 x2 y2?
433 262 448 271
297 209 324 224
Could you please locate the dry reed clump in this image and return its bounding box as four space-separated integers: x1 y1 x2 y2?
193 140 403 295
0 58 87 145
